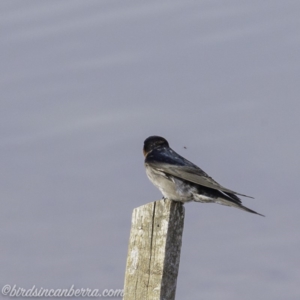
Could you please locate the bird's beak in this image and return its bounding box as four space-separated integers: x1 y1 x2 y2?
143 149 148 157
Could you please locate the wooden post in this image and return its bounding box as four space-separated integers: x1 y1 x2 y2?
123 199 185 300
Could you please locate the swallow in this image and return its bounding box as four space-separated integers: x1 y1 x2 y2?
143 136 264 216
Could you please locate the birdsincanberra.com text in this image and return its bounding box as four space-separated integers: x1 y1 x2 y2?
2 285 123 298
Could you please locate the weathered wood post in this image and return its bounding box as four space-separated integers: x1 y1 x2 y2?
123 199 185 300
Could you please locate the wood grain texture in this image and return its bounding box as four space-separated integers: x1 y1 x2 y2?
124 199 185 300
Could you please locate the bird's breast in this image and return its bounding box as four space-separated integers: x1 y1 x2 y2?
145 165 194 202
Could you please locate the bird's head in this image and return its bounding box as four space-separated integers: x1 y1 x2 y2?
143 136 169 157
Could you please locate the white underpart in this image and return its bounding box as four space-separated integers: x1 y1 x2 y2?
193 194 214 202
145 164 214 203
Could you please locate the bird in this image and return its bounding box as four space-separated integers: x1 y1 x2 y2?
143 135 264 216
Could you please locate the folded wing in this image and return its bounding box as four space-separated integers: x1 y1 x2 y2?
146 162 254 199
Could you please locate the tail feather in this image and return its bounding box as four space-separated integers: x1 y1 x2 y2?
215 197 265 217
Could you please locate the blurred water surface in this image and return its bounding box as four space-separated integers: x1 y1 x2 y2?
1 1 300 299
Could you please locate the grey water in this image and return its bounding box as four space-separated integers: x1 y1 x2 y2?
1 1 300 299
